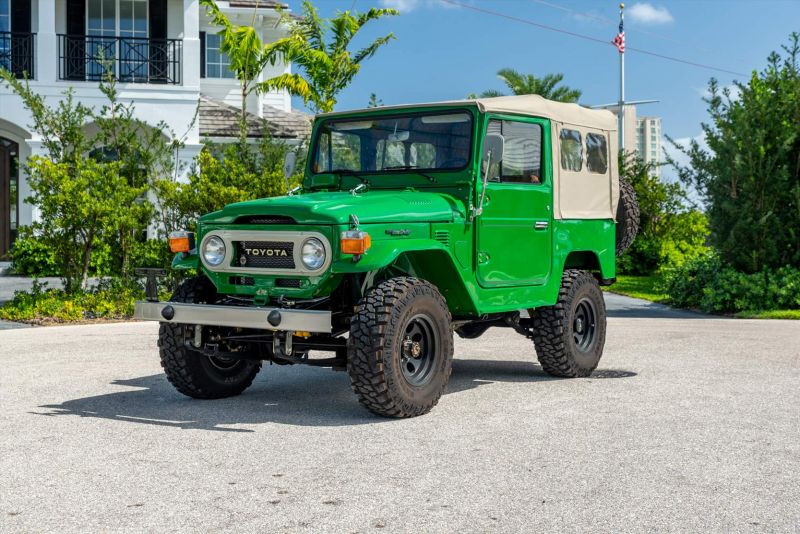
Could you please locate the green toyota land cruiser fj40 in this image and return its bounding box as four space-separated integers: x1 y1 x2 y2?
135 95 639 418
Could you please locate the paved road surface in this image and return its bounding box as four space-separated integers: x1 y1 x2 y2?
1 295 799 532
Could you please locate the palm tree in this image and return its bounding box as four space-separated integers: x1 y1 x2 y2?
472 68 582 103
259 2 398 113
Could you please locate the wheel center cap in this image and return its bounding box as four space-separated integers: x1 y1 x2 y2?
575 318 584 334
410 342 422 358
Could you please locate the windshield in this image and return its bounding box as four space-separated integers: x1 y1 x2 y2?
311 111 473 175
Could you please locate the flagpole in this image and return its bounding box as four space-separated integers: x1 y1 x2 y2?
618 2 625 152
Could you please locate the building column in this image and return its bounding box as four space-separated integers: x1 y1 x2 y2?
23 139 48 224
182 0 200 89
36 0 57 83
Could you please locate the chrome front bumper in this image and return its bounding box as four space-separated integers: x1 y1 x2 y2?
133 301 332 333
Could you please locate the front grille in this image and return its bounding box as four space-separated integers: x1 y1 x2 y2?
234 215 297 225
229 276 255 286
275 278 301 288
236 241 295 269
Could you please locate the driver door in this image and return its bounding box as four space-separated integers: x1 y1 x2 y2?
476 116 552 288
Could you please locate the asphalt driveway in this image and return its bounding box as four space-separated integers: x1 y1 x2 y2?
1 295 798 532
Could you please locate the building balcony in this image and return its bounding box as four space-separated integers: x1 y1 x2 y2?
56 34 182 85
0 32 36 79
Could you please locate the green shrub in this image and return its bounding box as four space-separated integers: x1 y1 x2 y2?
663 255 800 313
9 231 59 277
617 154 710 275
0 277 171 324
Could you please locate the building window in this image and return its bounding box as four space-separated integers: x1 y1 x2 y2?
0 0 9 72
487 119 543 183
205 33 234 79
0 0 9 32
559 128 582 172
87 0 148 80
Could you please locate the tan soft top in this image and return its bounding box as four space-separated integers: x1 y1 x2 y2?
319 95 619 221
318 95 616 131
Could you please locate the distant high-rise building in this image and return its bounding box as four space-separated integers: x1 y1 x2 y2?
594 104 662 177
636 116 662 175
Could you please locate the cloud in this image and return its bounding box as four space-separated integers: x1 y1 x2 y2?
379 0 457 12
379 0 420 12
627 3 674 25
697 84 741 101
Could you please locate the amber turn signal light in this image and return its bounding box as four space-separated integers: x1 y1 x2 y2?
169 231 195 253
340 230 371 255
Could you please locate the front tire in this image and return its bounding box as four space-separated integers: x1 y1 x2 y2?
530 270 607 377
158 276 261 399
347 277 453 418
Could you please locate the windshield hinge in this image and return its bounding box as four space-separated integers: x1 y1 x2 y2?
350 183 367 196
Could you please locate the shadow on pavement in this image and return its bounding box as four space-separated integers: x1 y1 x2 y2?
34 359 636 431
604 293 714 319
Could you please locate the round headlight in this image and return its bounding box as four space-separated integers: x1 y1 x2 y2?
301 238 326 270
202 235 226 266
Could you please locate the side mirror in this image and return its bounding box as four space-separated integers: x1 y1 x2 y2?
283 151 297 181
481 133 504 177
473 134 504 219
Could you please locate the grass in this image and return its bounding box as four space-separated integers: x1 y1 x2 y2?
604 274 668 302
606 274 799 320
736 309 800 320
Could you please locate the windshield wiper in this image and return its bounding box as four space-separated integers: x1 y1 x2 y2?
382 166 436 183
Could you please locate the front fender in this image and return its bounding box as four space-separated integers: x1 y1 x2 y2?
172 252 200 270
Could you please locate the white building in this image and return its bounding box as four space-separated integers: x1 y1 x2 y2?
594 104 663 177
0 0 310 258
635 115 661 173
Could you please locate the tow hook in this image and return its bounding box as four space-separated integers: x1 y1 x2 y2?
273 331 294 357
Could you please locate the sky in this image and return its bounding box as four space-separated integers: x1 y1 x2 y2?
281 0 800 180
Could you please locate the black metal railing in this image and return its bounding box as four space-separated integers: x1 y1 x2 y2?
0 32 35 79
57 34 182 84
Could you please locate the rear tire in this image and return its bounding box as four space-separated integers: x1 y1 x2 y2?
158 276 261 399
530 270 607 378
616 178 640 256
347 277 453 418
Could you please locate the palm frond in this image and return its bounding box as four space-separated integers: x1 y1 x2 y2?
353 33 395 65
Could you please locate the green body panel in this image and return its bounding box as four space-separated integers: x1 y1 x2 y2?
172 252 199 270
200 190 463 226
190 103 616 317
477 115 553 288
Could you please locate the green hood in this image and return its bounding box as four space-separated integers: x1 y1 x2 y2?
200 190 463 225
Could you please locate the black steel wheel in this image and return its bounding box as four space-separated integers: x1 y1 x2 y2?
400 314 440 387
158 276 261 399
347 277 453 418
530 270 607 377
572 297 598 353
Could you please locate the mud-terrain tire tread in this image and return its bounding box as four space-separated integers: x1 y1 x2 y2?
158 276 261 399
347 277 453 418
616 178 640 256
530 270 606 378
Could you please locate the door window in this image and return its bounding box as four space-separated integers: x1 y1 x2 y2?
486 119 543 184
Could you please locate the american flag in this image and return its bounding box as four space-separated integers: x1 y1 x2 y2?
612 20 625 53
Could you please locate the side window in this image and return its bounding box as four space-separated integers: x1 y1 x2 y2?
560 129 582 172
585 133 608 174
487 119 543 184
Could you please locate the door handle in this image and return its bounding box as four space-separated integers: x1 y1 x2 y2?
534 221 549 230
